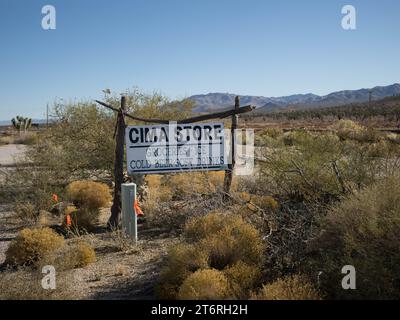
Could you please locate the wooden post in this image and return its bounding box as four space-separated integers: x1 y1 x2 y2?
108 96 126 228
223 96 239 196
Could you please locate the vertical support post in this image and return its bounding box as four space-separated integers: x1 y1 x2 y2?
121 183 137 242
108 96 126 228
223 96 239 197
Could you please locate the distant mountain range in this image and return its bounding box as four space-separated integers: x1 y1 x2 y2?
189 83 400 113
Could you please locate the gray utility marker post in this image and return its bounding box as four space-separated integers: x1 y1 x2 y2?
121 183 137 242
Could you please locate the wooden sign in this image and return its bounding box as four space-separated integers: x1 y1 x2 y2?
126 123 228 174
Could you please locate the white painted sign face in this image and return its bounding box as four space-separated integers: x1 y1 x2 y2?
126 123 228 174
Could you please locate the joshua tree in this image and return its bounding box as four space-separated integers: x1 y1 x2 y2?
11 116 32 135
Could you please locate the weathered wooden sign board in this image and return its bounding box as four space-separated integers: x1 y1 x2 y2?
126 123 228 174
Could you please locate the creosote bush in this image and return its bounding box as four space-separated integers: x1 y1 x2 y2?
39 241 96 271
224 261 261 299
143 173 236 231
157 213 264 300
178 269 230 300
65 180 111 231
155 243 209 299
66 180 111 210
199 224 262 269
5 227 65 266
310 176 400 299
253 275 321 300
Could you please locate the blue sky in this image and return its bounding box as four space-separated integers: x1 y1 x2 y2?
0 0 399 120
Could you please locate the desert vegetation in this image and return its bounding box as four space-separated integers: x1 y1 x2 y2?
1 90 400 300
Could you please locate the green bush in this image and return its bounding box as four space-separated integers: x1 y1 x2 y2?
178 269 230 300
310 176 400 299
5 227 65 266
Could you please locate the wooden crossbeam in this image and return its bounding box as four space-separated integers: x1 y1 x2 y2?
95 100 255 124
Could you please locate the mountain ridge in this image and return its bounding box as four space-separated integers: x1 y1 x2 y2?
189 83 400 112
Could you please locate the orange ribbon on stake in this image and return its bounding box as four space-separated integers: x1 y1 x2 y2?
65 214 72 227
134 199 144 217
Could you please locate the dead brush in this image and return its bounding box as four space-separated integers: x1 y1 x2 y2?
252 274 322 300
109 226 137 252
5 227 65 266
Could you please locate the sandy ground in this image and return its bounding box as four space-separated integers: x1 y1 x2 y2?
0 205 178 299
0 144 27 166
0 143 180 300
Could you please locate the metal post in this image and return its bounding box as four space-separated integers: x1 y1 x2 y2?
121 183 137 242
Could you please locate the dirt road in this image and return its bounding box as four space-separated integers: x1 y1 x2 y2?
0 144 27 166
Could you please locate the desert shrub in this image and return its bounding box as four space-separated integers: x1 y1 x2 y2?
144 175 173 202
12 132 38 145
66 180 111 210
0 163 64 217
282 130 310 146
14 203 37 224
252 128 400 283
310 176 400 299
0 268 74 300
331 119 364 140
109 226 137 251
0 133 38 145
186 213 263 269
156 243 209 299
260 128 283 139
66 208 100 232
184 212 229 243
39 241 96 271
0 135 13 145
239 194 279 212
161 172 236 200
178 269 230 300
141 175 173 221
157 213 264 299
5 227 65 266
253 275 321 300
144 173 231 232
73 242 96 267
199 222 263 269
353 127 382 143
64 180 111 231
224 261 262 299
